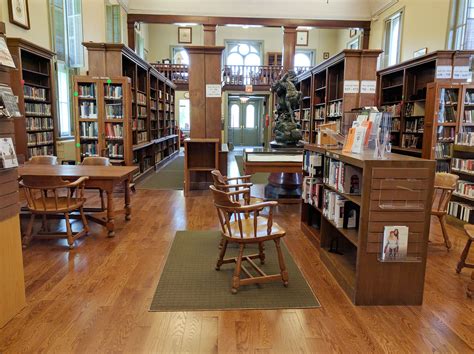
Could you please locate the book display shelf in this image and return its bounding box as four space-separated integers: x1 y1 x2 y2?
301 144 435 305
73 76 132 164
7 38 56 160
377 50 474 158
296 50 381 144
295 71 312 143
82 42 178 180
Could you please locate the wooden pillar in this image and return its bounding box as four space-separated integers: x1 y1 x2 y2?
362 28 370 49
203 24 217 46
186 46 225 141
282 26 297 72
127 21 135 51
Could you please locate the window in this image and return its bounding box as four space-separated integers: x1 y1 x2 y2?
382 9 403 68
225 41 262 66
106 5 121 43
294 50 314 68
57 63 71 137
348 37 360 50
178 99 190 131
448 0 474 49
65 0 83 67
230 104 240 128
245 105 255 128
172 47 189 65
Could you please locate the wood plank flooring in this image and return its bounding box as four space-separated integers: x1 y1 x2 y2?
1 159 474 353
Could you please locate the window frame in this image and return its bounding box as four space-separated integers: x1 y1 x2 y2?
224 39 264 67
294 49 315 68
381 8 404 68
171 46 189 65
106 4 122 44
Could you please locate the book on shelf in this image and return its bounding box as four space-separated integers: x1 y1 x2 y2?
436 160 451 173
437 127 455 142
81 142 98 156
438 105 457 123
456 180 474 198
325 158 363 195
136 92 147 105
442 88 458 105
435 142 453 159
302 176 323 207
405 118 424 133
463 110 474 123
382 103 401 117
27 131 53 146
105 122 123 138
328 101 342 117
24 85 47 101
107 142 124 158
303 151 323 176
452 158 474 173
25 102 51 116
391 118 401 131
80 101 97 118
404 102 425 117
26 117 53 131
78 84 96 98
80 121 98 138
322 190 354 229
104 85 122 98
0 138 18 169
343 201 359 229
0 84 21 117
401 134 420 149
456 132 474 146
448 201 474 223
29 145 53 157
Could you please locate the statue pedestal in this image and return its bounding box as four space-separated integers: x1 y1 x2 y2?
265 172 302 202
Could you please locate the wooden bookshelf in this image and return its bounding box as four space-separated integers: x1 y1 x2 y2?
301 144 435 305
266 52 282 66
82 42 178 180
296 50 381 144
377 50 474 158
296 71 312 143
7 38 56 161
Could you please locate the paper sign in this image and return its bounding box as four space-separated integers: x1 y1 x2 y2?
360 80 376 94
206 84 221 98
344 80 360 94
245 85 253 93
436 65 452 79
453 66 471 80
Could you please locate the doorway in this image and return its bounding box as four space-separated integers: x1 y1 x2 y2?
228 96 264 147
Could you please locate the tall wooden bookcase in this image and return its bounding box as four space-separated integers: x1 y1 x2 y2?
73 76 132 164
301 145 435 305
7 38 56 161
82 42 178 180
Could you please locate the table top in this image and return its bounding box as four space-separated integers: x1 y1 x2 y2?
18 164 139 180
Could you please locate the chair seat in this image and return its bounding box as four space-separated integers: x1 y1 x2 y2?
465 224 474 239
238 196 265 206
223 216 285 242
29 197 86 213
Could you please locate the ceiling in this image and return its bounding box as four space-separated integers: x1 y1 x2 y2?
126 0 396 20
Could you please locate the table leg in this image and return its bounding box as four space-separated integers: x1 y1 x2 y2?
124 179 131 221
106 190 115 237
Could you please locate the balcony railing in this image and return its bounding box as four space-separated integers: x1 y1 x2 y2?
152 63 312 88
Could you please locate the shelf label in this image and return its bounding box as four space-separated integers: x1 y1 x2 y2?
206 84 222 98
360 80 376 94
343 80 360 94
453 66 471 80
436 65 452 79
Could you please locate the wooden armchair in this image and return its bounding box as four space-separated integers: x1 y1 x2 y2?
28 155 58 165
82 156 110 210
211 169 263 205
431 172 459 250
20 176 89 249
210 185 288 294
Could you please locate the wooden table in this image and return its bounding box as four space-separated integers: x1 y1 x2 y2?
18 165 138 237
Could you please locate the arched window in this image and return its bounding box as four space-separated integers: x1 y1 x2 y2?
246 105 255 128
294 52 312 68
230 104 240 128
226 42 262 66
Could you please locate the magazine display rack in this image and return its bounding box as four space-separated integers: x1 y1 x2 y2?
301 144 435 305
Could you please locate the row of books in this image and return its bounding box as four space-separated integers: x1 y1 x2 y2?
302 108 310 121
448 202 474 223
401 134 420 149
25 103 51 116
322 190 358 229
136 132 148 145
405 102 425 117
80 102 97 118
405 118 424 133
78 84 96 98
465 91 474 104
105 103 123 119
303 151 323 176
80 122 98 138
136 92 147 105
302 177 323 207
437 127 455 142
138 106 147 117
151 100 157 110
314 106 325 120
382 103 401 117
133 119 146 131
105 123 123 138
324 158 363 195
106 143 124 158
455 132 474 146
29 145 53 157
391 118 401 131
435 142 453 159
26 117 53 131
436 160 451 173
24 85 47 101
463 110 474 123
27 131 54 146
81 143 98 157
441 88 458 105
328 101 342 118
452 158 474 172
438 105 457 123
455 180 474 198
104 85 122 99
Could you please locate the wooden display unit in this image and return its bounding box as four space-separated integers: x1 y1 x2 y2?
296 50 381 144
7 38 56 161
266 52 282 66
73 76 132 165
296 71 312 143
301 144 435 305
184 138 219 196
377 50 474 158
82 42 178 180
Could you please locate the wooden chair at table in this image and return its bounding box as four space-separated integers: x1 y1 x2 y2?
431 172 459 250
20 175 89 249
210 185 288 294
82 156 110 211
456 224 474 274
28 155 58 165
211 169 264 206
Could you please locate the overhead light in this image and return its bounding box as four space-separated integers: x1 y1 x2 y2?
174 23 198 27
225 24 263 29
240 97 250 103
297 26 313 30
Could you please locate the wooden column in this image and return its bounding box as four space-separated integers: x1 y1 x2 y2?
203 24 217 46
282 26 297 72
362 28 370 49
186 46 225 141
127 21 136 51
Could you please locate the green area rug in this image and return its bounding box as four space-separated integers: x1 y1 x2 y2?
150 231 320 311
234 155 270 185
137 156 184 190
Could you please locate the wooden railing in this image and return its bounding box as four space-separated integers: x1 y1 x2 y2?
151 63 189 84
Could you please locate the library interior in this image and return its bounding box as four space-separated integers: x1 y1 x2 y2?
1 0 474 353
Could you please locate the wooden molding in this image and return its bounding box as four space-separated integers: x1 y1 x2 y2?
184 46 225 54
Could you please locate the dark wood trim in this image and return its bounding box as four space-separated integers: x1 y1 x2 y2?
184 45 225 54
127 22 135 51
8 0 30 30
127 14 371 30
362 28 370 49
203 24 217 46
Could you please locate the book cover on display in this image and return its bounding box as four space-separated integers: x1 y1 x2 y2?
0 138 18 169
382 226 408 260
0 37 16 69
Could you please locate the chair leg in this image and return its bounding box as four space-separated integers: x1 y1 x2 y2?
274 238 289 287
64 213 74 249
456 238 472 274
258 242 265 265
100 190 105 211
41 214 49 232
80 206 89 235
216 239 228 270
22 214 35 248
439 215 451 250
232 244 245 294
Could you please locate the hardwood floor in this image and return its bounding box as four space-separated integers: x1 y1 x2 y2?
1 164 474 352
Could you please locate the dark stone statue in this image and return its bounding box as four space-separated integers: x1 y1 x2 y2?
271 70 303 147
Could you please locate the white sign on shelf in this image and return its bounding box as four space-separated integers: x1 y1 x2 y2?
436 65 452 79
360 80 377 94
343 80 360 94
453 66 471 80
205 84 222 98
